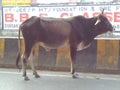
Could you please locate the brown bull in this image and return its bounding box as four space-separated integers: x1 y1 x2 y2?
16 10 113 80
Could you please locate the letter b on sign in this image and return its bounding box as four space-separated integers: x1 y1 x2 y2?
20 13 29 22
5 13 14 22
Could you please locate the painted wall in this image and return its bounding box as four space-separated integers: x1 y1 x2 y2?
0 38 120 74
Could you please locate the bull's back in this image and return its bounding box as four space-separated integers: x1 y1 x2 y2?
20 16 73 48
20 16 40 30
39 17 72 48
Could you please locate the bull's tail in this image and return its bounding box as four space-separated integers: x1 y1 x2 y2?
16 25 22 69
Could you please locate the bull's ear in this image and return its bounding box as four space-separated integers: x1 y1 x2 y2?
94 18 101 25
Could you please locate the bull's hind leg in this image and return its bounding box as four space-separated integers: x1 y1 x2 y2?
29 50 40 78
22 42 34 80
21 54 29 81
70 46 78 78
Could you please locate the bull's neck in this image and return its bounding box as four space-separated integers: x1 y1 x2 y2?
82 17 98 45
85 17 98 38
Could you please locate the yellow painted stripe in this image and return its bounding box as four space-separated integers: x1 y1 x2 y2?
21 39 25 53
0 38 5 59
97 40 119 69
56 47 71 67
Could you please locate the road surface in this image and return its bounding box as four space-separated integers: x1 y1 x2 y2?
0 68 120 90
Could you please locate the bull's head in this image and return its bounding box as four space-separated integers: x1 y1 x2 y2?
94 9 113 33
94 9 104 25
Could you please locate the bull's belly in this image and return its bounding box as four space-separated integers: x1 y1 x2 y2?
37 41 90 52
38 40 70 51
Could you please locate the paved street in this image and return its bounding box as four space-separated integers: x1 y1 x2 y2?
0 68 120 90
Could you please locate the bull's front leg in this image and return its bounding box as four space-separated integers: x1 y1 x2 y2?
70 46 79 78
21 54 29 81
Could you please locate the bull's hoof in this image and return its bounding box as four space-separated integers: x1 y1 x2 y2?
72 73 79 79
24 76 30 81
35 74 40 78
33 72 40 78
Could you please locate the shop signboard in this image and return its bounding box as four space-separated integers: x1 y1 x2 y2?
0 7 2 29
2 5 120 34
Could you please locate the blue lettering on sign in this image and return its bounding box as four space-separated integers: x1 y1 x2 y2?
79 7 87 11
38 7 48 12
99 6 111 11
91 7 95 11
6 8 12 12
31 7 36 12
52 7 76 12
16 7 32 12
116 6 120 11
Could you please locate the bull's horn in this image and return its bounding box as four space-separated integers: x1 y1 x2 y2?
101 8 105 14
94 19 101 25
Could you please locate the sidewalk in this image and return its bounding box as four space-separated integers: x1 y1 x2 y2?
0 68 120 81
0 68 120 90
